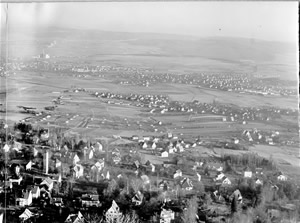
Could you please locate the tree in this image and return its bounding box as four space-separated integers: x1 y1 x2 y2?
183 196 198 223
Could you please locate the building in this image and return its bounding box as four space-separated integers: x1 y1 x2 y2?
19 209 36 222
105 200 122 223
173 170 182 179
32 186 40 199
161 151 169 158
17 190 33 207
81 194 101 207
40 177 54 191
64 211 86 223
160 209 175 223
132 191 144 206
277 174 287 181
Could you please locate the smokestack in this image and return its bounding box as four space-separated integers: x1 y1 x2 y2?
44 150 49 174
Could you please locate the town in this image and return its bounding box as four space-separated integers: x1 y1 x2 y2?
0 3 299 222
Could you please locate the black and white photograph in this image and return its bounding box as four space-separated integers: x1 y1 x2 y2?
0 1 299 223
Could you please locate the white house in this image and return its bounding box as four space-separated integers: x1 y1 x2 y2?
222 177 231 185
160 209 175 223
106 200 122 223
40 177 54 191
142 142 148 149
215 172 225 181
32 186 40 199
244 171 253 178
55 159 62 168
19 209 36 222
277 174 287 181
73 164 84 179
73 154 80 165
26 161 32 171
173 170 182 179
89 150 94 159
161 151 169 158
255 179 263 185
64 211 85 223
17 190 32 207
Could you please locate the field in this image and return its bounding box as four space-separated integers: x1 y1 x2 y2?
1 27 299 183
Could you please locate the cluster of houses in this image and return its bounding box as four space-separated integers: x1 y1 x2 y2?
242 128 281 145
116 72 297 97
93 91 169 109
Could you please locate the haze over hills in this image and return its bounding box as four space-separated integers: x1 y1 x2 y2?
1 27 298 81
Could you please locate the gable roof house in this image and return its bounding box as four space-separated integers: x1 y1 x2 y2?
161 151 169 158
40 177 54 191
32 186 41 199
160 208 175 223
105 200 122 223
180 178 193 190
73 164 84 179
222 177 231 185
19 209 37 222
132 191 144 206
173 169 182 179
65 211 86 223
16 190 33 207
73 154 80 165
26 161 32 171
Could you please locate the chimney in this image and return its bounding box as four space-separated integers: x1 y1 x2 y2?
43 150 49 174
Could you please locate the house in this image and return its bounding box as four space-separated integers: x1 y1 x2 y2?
159 180 169 191
277 174 287 181
81 194 101 207
105 200 122 223
32 186 40 199
53 197 64 207
160 208 175 223
214 172 225 181
73 154 80 165
132 135 139 141
222 177 231 185
180 178 193 190
161 151 169 158
173 170 182 179
92 160 105 171
168 147 176 154
255 179 263 185
9 176 23 185
230 189 243 203
65 211 86 223
73 164 84 179
19 209 36 222
112 155 121 164
55 159 62 168
196 173 201 182
26 161 32 171
40 177 54 191
17 190 33 207
142 142 148 149
132 191 144 206
88 150 94 159
244 168 253 178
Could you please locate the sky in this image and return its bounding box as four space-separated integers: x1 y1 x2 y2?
0 2 298 43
